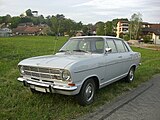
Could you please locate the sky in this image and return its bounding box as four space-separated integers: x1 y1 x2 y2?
0 0 160 24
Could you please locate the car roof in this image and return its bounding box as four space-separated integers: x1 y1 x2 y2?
71 36 123 40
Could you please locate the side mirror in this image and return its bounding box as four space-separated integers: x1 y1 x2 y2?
105 48 112 53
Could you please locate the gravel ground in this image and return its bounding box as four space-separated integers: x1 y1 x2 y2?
79 74 160 120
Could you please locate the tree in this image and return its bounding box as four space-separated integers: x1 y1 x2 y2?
50 16 58 35
10 16 21 28
82 25 88 35
3 14 11 25
129 13 142 40
20 17 32 23
96 21 105 35
105 21 114 36
38 15 45 24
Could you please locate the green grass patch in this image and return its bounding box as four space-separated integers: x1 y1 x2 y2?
0 36 160 120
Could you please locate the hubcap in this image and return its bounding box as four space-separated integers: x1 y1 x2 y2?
129 70 134 81
85 83 94 102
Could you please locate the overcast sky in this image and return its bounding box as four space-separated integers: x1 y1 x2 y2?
0 0 159 24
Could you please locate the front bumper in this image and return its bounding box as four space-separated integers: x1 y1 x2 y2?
17 77 79 95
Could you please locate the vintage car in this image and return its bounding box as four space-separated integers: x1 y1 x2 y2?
17 36 141 106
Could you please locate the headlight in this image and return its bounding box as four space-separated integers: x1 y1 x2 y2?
20 66 25 74
62 70 71 81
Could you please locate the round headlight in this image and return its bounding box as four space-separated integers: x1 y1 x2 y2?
62 70 71 81
20 66 25 74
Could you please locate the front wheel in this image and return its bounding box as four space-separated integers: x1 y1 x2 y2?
76 79 96 106
125 67 135 83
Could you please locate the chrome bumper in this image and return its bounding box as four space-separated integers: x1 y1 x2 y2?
17 77 78 95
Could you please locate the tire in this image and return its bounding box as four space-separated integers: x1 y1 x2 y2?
125 67 135 83
76 79 96 106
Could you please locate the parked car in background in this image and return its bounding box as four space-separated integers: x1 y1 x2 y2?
17 36 141 106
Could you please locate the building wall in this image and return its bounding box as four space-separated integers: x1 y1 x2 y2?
152 33 160 44
116 21 129 38
0 32 10 37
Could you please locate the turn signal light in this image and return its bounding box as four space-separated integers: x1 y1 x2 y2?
68 83 75 86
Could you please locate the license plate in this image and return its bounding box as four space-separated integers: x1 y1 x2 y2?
35 86 46 93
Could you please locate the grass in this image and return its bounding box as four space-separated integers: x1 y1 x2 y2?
0 36 160 120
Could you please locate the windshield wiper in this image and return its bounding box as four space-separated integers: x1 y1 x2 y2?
73 49 89 53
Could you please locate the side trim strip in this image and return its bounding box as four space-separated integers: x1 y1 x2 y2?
100 73 128 87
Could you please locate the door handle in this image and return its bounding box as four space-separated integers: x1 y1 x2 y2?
118 56 122 58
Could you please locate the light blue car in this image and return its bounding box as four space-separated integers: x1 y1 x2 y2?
18 36 141 106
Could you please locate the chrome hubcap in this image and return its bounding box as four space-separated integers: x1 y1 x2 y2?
85 83 94 102
129 70 134 81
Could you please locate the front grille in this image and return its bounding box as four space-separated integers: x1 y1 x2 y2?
22 66 62 82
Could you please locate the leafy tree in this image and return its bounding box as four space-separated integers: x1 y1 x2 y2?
10 16 21 28
50 16 58 35
105 21 114 36
3 14 11 25
82 25 88 35
129 13 142 40
0 16 3 24
20 17 32 23
38 15 45 24
96 21 105 35
31 17 39 25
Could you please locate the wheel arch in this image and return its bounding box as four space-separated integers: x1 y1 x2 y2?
82 75 100 90
129 64 136 72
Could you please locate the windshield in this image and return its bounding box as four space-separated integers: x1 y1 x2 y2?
59 37 104 54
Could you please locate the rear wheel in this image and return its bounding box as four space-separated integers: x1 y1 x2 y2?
76 79 96 106
125 67 135 83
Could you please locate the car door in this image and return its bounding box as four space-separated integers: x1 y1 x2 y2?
114 39 131 75
104 39 123 82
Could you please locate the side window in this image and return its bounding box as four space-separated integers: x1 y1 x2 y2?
95 40 104 53
106 40 117 53
114 40 126 53
96 40 104 50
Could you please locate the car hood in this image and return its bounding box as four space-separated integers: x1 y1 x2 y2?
18 53 99 69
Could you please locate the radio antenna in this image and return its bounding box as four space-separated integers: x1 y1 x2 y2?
53 14 64 54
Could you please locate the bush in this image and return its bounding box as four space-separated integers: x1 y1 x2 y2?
143 35 151 43
123 34 130 41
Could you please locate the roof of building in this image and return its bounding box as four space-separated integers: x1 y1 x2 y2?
142 27 160 35
13 26 40 34
154 29 160 35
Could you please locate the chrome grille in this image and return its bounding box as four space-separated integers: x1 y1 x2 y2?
23 66 61 82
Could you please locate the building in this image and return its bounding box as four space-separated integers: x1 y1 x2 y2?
0 28 12 37
141 22 160 44
13 23 49 36
116 21 129 37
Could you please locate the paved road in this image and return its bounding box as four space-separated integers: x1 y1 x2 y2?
79 74 160 120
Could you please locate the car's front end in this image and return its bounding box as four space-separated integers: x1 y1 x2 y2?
17 56 81 95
